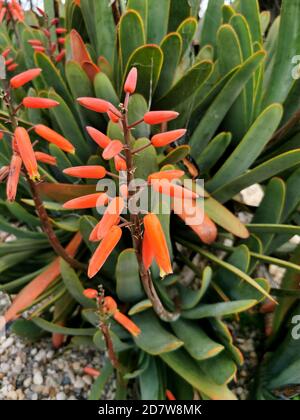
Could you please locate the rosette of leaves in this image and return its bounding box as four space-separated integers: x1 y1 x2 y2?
1 0 300 400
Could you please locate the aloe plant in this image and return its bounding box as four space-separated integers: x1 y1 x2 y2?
0 0 300 400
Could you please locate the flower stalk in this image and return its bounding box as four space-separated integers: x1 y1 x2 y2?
1 78 85 271
120 93 180 322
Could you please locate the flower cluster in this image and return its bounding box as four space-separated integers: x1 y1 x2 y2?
28 8 67 63
0 0 24 24
83 289 141 337
61 67 218 280
1 68 74 201
1 47 18 73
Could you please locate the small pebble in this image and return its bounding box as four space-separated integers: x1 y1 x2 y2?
56 392 66 400
33 371 43 386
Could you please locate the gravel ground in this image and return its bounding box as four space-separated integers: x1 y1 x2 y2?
1 288 261 401
0 292 115 400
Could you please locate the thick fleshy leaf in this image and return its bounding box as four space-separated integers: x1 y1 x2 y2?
133 138 159 180
240 0 262 44
88 360 114 401
213 150 300 204
60 259 96 309
80 0 115 63
177 17 197 57
119 10 145 70
147 0 170 44
190 51 266 156
168 0 191 32
160 349 237 400
198 352 237 386
179 266 212 310
32 317 96 336
128 300 153 316
128 94 150 139
251 177 286 251
156 60 213 109
88 361 114 401
155 32 182 99
48 90 90 161
263 0 300 106
200 0 224 51
123 45 163 101
132 310 183 355
171 319 224 361
182 299 257 319
196 132 232 172
116 249 145 303
34 52 74 110
159 145 191 167
204 196 249 239
214 245 270 302
207 104 283 192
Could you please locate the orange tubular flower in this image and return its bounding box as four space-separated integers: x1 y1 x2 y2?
144 111 179 125
56 27 67 34
88 226 122 278
63 166 107 179
114 155 127 171
119 184 128 198
5 58 14 66
173 199 218 245
83 367 100 378
103 296 141 337
83 288 98 299
34 124 75 154
2 48 11 58
28 39 43 46
107 109 120 123
0 7 6 23
90 197 124 242
10 68 42 88
7 63 18 72
33 46 46 53
148 170 185 183
114 311 141 337
56 49 66 63
77 97 111 113
152 180 199 200
22 97 60 109
102 140 123 160
14 127 39 180
34 152 57 166
124 67 138 94
86 127 111 149
151 129 187 147
142 228 155 270
6 154 22 202
166 390 176 401
143 213 173 277
63 192 108 210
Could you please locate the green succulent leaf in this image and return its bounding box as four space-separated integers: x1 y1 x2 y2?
119 10 146 71
132 310 184 355
160 349 237 400
171 319 224 361
116 249 145 303
123 45 163 102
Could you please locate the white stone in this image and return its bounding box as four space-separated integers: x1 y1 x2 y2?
23 377 32 388
33 371 43 386
56 392 66 400
1 337 13 350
